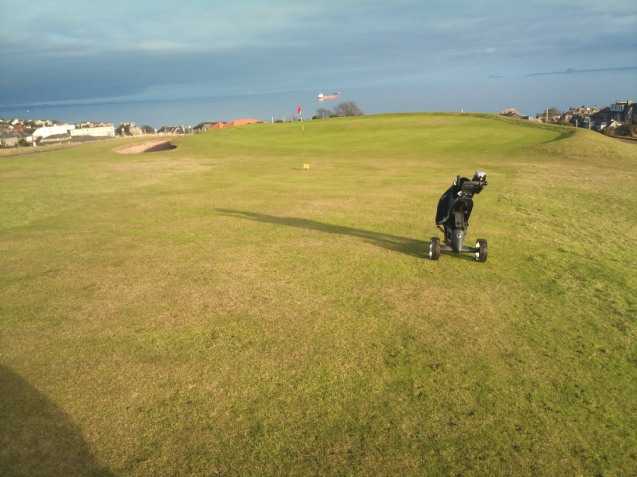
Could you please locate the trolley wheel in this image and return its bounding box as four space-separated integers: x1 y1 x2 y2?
475 239 488 262
428 237 441 260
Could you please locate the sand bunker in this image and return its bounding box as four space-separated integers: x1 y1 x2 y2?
115 140 176 154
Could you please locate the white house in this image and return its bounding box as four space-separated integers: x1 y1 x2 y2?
70 125 115 138
32 124 75 140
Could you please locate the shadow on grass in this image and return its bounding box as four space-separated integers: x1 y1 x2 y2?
145 141 176 153
0 365 114 477
216 208 428 258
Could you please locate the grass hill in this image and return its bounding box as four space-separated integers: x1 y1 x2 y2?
1 114 636 476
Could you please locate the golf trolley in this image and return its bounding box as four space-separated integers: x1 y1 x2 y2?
428 170 488 262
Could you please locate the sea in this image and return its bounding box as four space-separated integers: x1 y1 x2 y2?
1 73 631 127
0 79 511 127
0 91 319 128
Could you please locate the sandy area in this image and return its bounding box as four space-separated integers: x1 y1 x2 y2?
114 140 176 154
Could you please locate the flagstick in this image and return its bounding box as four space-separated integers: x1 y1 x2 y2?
299 109 306 169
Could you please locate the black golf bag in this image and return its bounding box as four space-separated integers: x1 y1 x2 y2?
428 170 488 261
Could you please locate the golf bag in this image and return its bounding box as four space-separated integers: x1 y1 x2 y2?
428 170 488 261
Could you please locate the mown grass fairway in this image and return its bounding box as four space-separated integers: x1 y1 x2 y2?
1 114 636 476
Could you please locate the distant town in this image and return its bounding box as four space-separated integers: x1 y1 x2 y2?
499 99 636 138
0 117 265 149
1 99 635 149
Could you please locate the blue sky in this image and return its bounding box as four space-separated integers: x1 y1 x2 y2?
1 0 636 117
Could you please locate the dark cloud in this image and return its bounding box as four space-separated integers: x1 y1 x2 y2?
527 66 637 77
1 1 636 110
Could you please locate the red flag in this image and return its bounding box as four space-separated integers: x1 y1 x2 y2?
296 104 302 115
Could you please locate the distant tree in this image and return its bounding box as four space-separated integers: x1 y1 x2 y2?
315 108 333 119
547 107 561 117
333 101 363 117
536 106 561 122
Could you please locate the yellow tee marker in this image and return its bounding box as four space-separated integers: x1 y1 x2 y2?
303 163 310 170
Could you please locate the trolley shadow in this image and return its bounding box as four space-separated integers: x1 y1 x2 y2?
216 209 426 258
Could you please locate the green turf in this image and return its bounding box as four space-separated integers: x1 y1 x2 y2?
1 114 636 476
